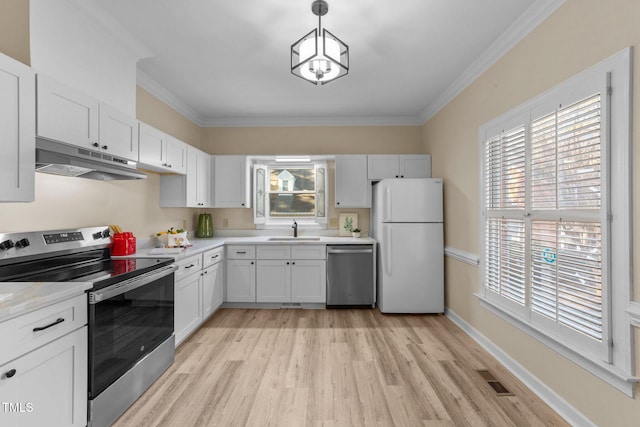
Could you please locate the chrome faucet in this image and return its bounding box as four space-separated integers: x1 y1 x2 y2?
292 220 298 238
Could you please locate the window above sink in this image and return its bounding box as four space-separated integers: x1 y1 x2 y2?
254 160 328 230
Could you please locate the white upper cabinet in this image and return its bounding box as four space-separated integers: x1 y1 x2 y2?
0 52 35 202
160 146 210 207
138 122 187 174
367 154 431 179
98 103 138 160
212 155 251 208
36 74 138 162
335 155 370 208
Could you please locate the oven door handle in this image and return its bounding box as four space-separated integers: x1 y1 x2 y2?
89 264 177 304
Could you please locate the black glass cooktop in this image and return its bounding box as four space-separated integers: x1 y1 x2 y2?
0 248 173 291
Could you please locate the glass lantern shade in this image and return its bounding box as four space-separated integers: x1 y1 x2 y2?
291 28 349 85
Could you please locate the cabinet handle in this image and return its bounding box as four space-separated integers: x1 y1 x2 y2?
102 145 108 150
292 262 296 265
395 175 399 178
4 369 16 379
336 202 340 205
185 264 195 269
211 255 219 259
92 142 100 148
250 261 254 265
33 317 65 332
400 175 404 178
236 251 247 254
286 262 290 265
241 203 245 206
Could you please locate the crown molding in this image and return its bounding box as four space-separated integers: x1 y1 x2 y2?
418 0 566 124
68 0 153 60
200 114 423 128
136 70 205 125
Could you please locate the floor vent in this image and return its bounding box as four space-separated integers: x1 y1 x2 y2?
476 369 514 396
281 302 303 309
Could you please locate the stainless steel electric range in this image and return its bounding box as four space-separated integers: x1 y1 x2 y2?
0 226 177 427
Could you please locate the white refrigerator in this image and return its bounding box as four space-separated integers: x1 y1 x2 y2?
371 178 444 313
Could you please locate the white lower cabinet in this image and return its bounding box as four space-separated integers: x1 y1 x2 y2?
175 271 202 346
256 245 326 303
0 294 88 427
226 260 256 302
291 260 326 303
202 247 224 319
174 248 225 346
256 260 291 302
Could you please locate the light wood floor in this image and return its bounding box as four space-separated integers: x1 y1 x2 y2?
113 308 569 427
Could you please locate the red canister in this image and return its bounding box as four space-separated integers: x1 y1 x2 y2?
111 233 128 256
124 232 136 255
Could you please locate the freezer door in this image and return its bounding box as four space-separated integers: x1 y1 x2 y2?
378 179 442 223
378 223 443 313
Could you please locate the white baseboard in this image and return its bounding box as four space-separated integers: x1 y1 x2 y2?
445 308 596 427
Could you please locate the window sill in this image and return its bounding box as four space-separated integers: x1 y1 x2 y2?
476 293 638 397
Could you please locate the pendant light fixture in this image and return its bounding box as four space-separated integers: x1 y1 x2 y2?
291 0 349 85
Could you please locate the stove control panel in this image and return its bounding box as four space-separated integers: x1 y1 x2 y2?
0 226 112 261
43 232 84 244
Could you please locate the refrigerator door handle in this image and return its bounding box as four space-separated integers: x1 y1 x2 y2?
385 226 392 275
384 187 392 222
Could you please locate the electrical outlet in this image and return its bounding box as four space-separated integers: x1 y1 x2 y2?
223 218 229 228
329 217 338 227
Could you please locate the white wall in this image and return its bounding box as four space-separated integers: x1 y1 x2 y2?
29 0 147 116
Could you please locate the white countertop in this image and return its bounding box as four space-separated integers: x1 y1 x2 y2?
122 235 376 260
0 282 92 323
1 235 375 321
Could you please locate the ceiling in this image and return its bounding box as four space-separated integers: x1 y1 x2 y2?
89 0 561 127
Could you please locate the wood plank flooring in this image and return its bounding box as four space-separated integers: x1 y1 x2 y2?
113 309 569 427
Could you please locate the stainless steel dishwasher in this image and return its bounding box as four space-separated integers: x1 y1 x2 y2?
326 245 375 307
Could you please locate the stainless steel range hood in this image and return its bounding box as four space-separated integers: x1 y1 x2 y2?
36 139 146 181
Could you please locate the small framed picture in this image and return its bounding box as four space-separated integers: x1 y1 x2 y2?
338 213 358 236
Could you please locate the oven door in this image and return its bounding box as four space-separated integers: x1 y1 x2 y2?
88 264 176 398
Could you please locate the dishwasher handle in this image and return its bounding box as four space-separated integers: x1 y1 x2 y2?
327 247 373 254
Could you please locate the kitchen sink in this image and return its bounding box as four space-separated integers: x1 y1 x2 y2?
267 237 321 241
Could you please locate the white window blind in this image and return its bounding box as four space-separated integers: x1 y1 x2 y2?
479 49 633 395
482 89 609 359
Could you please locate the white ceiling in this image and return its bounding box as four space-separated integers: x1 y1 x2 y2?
89 0 562 127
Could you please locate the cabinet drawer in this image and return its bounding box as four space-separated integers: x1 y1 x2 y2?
257 245 291 260
291 245 326 260
174 254 202 281
203 246 224 268
227 245 255 259
0 293 87 364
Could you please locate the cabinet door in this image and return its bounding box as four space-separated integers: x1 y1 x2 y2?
138 121 167 171
0 327 87 427
291 260 326 303
202 263 222 320
36 74 99 149
212 155 250 208
399 154 431 178
99 103 138 161
213 262 224 310
256 260 291 302
367 155 399 179
175 274 202 346
166 136 187 175
226 260 256 302
0 52 35 202
186 147 210 207
335 155 370 207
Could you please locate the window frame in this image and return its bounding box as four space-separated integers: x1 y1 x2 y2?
254 161 328 229
477 48 635 396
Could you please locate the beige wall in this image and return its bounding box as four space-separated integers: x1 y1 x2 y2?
0 0 30 65
202 126 423 233
136 87 203 149
421 0 640 425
